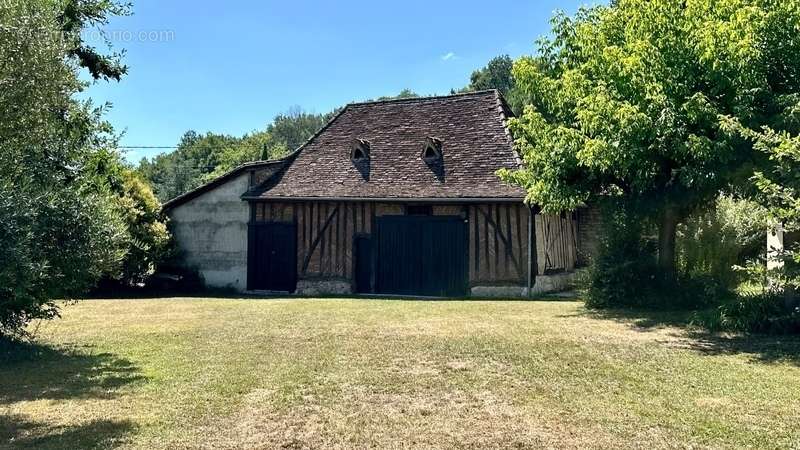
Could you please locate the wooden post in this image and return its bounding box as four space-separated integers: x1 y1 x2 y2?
246 202 256 291
370 204 378 293
527 205 539 298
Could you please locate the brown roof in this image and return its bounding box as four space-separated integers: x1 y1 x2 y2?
247 90 525 201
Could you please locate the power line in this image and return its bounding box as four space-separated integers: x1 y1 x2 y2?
119 145 271 149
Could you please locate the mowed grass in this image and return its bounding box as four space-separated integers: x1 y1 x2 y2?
2 299 800 449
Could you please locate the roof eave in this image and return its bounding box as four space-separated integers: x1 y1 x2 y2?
240 196 526 204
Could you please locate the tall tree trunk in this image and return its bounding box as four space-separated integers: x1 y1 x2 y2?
658 205 679 278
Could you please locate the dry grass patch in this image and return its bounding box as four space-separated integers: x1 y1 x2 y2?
1 298 799 449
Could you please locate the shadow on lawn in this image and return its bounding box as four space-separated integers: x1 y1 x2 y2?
0 413 134 450
581 308 800 366
0 415 133 449
0 341 143 448
0 339 145 403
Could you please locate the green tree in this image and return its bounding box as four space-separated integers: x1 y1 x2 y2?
58 0 130 80
138 131 240 201
85 148 171 284
456 55 522 111
466 55 514 95
468 55 513 93
115 170 171 283
375 89 419 101
268 107 332 151
139 109 332 202
733 123 800 288
203 131 283 181
0 0 131 337
500 0 800 277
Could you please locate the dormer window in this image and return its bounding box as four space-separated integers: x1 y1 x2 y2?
422 137 442 161
351 139 370 162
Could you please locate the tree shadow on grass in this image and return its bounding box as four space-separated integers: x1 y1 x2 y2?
0 339 146 403
677 331 800 365
579 308 695 330
576 308 800 366
0 413 134 450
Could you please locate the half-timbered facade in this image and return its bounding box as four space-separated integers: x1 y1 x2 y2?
164 90 587 297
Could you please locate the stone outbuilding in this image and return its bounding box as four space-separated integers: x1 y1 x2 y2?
164 90 595 297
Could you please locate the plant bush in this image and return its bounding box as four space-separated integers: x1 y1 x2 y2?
584 217 661 309
585 201 734 310
0 183 128 337
0 0 138 338
115 170 171 284
692 293 800 335
678 196 769 291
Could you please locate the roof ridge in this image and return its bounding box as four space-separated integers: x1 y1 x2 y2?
218 103 350 170
346 89 500 108
491 90 522 168
163 88 524 210
223 90 503 186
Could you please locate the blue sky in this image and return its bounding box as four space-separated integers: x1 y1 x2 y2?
82 0 595 162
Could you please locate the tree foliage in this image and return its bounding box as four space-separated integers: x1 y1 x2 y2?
85 149 171 284
137 131 241 202
500 0 800 276
734 117 800 289
0 183 128 334
58 0 131 80
456 55 522 112
678 195 769 290
269 108 331 152
467 55 514 95
374 89 419 101
138 109 332 202
0 0 135 337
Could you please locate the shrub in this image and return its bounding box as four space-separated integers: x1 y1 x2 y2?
692 293 800 334
85 149 173 289
0 0 132 337
678 195 769 291
585 201 734 310
115 170 172 284
584 217 661 309
0 183 128 338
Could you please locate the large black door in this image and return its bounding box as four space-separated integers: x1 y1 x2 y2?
375 216 468 297
248 222 297 292
354 235 372 294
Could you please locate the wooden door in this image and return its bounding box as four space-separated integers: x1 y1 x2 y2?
248 222 297 292
375 216 468 297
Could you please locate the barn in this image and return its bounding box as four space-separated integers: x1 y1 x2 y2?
163 90 596 297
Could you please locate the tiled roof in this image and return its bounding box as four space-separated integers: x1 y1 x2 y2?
247 90 525 200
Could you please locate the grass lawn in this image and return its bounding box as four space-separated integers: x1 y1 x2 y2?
2 298 800 449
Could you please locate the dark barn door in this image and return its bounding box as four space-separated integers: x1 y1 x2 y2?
375 216 468 297
248 222 297 292
354 235 372 294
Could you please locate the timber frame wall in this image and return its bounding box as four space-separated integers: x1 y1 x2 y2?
250 201 578 291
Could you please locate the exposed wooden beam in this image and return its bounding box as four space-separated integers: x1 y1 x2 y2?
301 205 340 275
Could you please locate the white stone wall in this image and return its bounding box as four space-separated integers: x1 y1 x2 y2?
168 174 250 292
